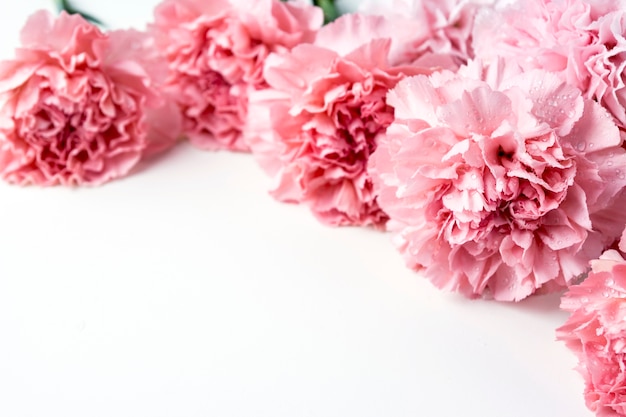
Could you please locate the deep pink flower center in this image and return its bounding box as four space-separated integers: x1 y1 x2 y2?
12 70 143 177
324 88 393 171
437 129 576 245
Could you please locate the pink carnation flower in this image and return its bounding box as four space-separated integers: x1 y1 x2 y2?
151 0 323 151
0 11 181 186
557 249 626 416
359 0 495 66
473 0 626 129
247 14 438 227
369 59 626 301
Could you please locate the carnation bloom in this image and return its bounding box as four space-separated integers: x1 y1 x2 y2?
151 0 323 151
473 0 626 129
557 249 626 416
0 11 180 186
369 59 626 301
359 0 495 66
246 14 439 227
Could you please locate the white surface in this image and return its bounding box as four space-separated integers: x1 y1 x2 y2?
0 1 590 416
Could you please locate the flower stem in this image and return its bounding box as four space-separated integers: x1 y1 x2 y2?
313 0 339 24
55 0 103 25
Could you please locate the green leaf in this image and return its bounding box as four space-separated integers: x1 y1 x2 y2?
313 0 339 24
56 0 104 25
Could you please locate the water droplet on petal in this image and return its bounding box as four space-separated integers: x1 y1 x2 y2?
582 297 589 303
607 278 615 286
576 141 586 151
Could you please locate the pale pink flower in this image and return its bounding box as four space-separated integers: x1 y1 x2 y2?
0 11 180 186
359 0 495 66
151 0 323 151
369 59 626 301
473 0 626 129
247 14 438 227
557 249 626 417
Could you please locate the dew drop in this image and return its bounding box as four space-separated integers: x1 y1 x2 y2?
589 143 595 148
471 173 477 180
576 141 586 151
607 278 615 286
582 297 589 303
603 291 610 298
608 160 614 166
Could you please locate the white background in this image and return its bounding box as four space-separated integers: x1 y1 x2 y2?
0 1 591 416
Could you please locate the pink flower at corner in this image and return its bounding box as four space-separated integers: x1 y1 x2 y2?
151 0 323 152
472 0 626 129
369 59 626 301
557 249 626 417
246 14 442 227
0 10 181 186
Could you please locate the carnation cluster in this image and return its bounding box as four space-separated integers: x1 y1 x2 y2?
371 60 626 301
0 11 180 185
150 0 323 151
6 1 626 415
246 14 444 226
